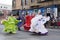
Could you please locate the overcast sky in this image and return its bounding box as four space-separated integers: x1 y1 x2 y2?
0 0 12 5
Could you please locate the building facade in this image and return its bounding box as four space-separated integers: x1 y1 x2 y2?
12 0 60 9
12 0 60 18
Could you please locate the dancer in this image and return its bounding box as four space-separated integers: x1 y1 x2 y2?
29 10 50 35
24 13 31 31
1 14 19 33
24 12 35 31
17 13 25 31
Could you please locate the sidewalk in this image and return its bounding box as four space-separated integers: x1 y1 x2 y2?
47 26 60 29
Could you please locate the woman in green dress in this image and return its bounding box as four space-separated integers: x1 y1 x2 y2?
1 14 20 33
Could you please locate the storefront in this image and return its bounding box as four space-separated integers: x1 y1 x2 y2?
12 5 58 18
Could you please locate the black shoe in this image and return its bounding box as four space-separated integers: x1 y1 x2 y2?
9 32 12 34
33 32 36 33
38 32 48 36
18 28 21 31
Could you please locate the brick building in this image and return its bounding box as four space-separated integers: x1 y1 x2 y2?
12 0 60 19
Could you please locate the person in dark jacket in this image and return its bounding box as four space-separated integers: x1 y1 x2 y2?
17 13 25 31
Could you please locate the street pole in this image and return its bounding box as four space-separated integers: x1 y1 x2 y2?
21 0 23 10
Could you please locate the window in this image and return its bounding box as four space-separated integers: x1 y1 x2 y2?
4 7 5 8
21 0 23 6
21 0 24 6
31 0 35 3
4 7 7 8
1 6 2 8
37 0 45 3
25 0 28 5
12 0 16 8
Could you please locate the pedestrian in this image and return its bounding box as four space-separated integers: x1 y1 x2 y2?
44 13 50 28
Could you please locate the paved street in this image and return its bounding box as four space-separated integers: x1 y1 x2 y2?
0 25 60 40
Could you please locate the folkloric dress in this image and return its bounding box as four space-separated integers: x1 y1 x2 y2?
24 15 33 31
29 15 50 35
1 16 19 33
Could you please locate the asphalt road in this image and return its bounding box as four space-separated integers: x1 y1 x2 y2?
0 25 60 40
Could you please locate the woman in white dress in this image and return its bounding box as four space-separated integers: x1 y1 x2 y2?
29 10 50 35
